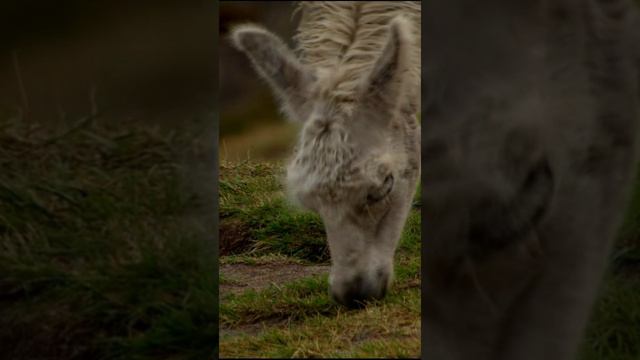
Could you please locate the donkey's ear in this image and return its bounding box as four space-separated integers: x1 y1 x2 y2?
230 24 314 122
359 16 414 123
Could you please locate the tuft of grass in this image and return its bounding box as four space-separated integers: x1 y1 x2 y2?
246 199 328 262
0 117 217 360
219 160 282 215
219 161 328 262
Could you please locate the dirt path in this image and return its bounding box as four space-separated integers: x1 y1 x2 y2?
219 263 329 297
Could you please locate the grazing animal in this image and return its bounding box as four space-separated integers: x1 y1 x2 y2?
230 1 421 308
423 0 640 359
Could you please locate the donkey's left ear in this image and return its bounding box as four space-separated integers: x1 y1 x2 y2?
359 16 414 122
230 24 315 122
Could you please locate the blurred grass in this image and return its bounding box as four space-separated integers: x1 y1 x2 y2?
0 116 217 359
219 89 294 162
220 122 298 162
581 273 640 360
219 160 421 358
579 168 640 360
220 92 280 137
618 168 640 248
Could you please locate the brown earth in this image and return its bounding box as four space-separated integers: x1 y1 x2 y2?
220 263 329 297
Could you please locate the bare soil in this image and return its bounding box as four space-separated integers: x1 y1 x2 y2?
219 263 329 297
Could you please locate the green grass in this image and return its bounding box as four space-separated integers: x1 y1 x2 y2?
220 289 419 358
0 116 217 359
219 161 328 261
219 160 421 358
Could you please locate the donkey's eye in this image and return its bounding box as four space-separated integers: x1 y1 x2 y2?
367 174 394 203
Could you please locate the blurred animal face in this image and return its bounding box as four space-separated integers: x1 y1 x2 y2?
423 1 640 359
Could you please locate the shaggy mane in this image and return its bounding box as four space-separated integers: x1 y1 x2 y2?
293 1 421 112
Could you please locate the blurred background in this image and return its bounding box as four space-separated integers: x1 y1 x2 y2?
0 1 219 359
0 0 216 127
219 1 299 161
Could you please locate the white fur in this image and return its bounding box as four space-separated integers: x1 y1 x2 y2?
231 1 421 307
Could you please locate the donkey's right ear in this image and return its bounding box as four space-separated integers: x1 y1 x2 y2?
230 24 314 122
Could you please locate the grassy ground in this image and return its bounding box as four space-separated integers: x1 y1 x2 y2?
0 116 217 359
218 161 421 358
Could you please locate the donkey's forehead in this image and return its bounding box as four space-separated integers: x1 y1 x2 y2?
287 158 366 204
307 68 360 115
287 130 374 202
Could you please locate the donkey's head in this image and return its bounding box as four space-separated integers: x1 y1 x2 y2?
231 17 419 308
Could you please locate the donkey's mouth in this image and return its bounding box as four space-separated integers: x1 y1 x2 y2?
330 269 391 309
468 158 554 258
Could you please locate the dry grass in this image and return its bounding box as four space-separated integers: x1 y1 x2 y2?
0 116 217 360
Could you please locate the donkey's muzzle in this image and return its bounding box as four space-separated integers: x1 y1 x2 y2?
330 271 390 309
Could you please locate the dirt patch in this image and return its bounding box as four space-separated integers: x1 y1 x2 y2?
220 263 329 297
219 317 290 339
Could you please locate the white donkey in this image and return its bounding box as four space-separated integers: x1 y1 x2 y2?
423 0 640 359
230 1 421 308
